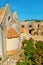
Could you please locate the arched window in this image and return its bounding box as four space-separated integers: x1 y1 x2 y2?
29 25 32 27
8 16 10 21
38 24 40 28
21 25 24 28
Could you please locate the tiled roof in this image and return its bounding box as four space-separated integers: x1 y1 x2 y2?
0 7 5 20
20 28 24 33
7 28 19 38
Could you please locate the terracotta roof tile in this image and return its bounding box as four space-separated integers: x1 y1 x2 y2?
0 7 5 20
7 28 19 38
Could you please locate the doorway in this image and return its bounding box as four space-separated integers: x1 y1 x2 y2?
29 30 32 34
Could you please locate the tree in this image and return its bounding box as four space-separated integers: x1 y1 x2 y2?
16 39 43 65
16 61 23 65
22 39 28 46
36 41 43 50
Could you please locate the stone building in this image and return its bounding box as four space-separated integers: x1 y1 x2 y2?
19 20 35 34
0 3 20 59
19 20 43 35
0 3 43 60
6 28 19 56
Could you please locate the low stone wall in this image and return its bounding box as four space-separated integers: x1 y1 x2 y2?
21 33 43 42
26 35 43 41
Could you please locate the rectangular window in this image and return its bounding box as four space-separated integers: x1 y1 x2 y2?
21 25 24 28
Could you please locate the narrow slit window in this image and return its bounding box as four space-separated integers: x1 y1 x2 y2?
8 16 10 21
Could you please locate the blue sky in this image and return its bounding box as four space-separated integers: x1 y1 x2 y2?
0 0 43 20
